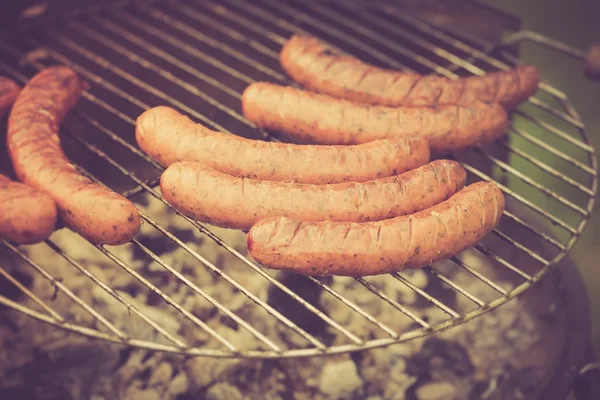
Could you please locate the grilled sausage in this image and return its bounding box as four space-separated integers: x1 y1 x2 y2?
160 160 466 230
585 44 600 81
247 181 504 277
0 174 57 244
136 106 430 184
1 78 56 244
280 35 540 110
242 82 508 154
7 66 141 245
0 77 21 119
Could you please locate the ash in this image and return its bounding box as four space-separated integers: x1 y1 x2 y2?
0 192 567 400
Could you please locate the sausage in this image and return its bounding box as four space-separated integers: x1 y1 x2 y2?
7 66 141 245
0 174 57 244
242 82 509 154
0 77 21 119
0 78 55 244
247 181 505 277
280 35 540 110
160 159 466 230
584 44 600 81
136 106 430 184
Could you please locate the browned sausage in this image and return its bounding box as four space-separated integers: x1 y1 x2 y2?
0 77 21 119
242 82 509 154
247 181 504 277
280 35 540 110
585 44 600 81
0 77 56 244
160 160 466 230
136 105 430 184
0 174 57 244
7 66 141 245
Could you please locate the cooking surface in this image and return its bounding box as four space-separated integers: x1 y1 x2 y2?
0 0 598 398
0 0 595 357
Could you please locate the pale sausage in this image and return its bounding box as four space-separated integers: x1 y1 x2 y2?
160 160 466 230
136 105 430 184
280 35 540 109
242 82 509 154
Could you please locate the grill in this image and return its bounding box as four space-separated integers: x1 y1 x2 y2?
0 0 597 360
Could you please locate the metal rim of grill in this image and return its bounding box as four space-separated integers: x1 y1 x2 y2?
0 0 597 359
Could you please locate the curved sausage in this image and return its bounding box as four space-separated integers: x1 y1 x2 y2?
247 181 505 277
7 66 141 245
160 160 466 230
280 35 540 110
0 174 57 244
0 77 21 119
242 82 509 154
136 105 430 184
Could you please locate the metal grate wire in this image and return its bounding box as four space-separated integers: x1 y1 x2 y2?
0 0 596 358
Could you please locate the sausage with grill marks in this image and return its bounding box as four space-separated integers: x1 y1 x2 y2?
242 82 509 154
247 181 505 277
136 106 430 184
0 174 57 244
0 77 21 119
160 160 466 230
280 35 540 110
1 78 57 244
7 66 141 245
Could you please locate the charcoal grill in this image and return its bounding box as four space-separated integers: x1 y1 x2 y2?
0 0 597 360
